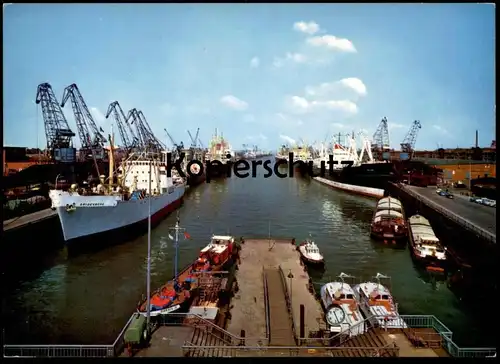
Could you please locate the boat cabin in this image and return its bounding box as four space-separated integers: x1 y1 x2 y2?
356 282 406 328
199 235 235 265
320 282 365 335
373 210 404 224
304 242 320 255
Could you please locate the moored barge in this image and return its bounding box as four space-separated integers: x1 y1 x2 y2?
370 197 407 243
407 214 448 273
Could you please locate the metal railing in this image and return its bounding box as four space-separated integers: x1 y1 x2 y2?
395 183 495 243
262 268 271 341
4 313 495 358
278 265 298 344
3 345 114 358
399 315 496 358
181 343 399 357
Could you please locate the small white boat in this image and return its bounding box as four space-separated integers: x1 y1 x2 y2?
320 273 366 336
353 273 407 329
298 237 324 266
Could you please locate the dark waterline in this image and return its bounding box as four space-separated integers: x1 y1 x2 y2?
2 162 494 347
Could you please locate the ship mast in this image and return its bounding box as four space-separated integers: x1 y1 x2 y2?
169 213 185 284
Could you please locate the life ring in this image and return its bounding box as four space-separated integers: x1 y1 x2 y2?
190 164 200 175
384 316 389 322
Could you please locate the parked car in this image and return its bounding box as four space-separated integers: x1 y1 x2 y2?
481 198 496 207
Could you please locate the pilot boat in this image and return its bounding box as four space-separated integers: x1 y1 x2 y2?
297 237 324 267
320 273 365 336
353 273 407 329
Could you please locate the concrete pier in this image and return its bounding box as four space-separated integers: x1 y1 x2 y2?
226 238 324 345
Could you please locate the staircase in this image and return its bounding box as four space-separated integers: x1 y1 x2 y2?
185 327 233 357
330 328 398 357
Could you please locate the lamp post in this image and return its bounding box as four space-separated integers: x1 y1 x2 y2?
146 157 152 337
287 270 294 304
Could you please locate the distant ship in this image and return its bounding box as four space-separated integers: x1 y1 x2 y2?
49 148 186 245
311 134 398 190
204 128 234 178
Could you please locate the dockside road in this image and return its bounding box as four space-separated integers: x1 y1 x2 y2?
3 208 57 232
395 184 496 242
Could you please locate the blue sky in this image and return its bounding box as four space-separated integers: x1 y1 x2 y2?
3 4 495 151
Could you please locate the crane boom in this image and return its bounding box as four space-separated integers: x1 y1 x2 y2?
35 83 76 162
61 84 106 159
400 120 422 157
106 101 132 149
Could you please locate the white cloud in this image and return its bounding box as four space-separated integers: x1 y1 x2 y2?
250 57 260 68
286 95 358 115
279 134 296 145
243 114 255 123
331 122 345 129
220 95 248 111
286 52 307 63
272 52 308 68
272 58 284 68
90 107 106 123
275 112 304 127
306 35 357 53
338 78 367 96
305 78 367 98
293 21 320 35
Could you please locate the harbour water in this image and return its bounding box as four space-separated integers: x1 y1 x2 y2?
2 162 494 347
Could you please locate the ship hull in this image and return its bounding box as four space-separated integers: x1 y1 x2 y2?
312 162 397 190
53 185 186 244
187 172 206 187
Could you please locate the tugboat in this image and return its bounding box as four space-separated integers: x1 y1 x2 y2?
407 214 448 273
370 197 407 244
297 236 324 267
320 273 365 336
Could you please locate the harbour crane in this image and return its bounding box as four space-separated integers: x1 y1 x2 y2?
60 84 107 160
164 128 183 154
400 120 422 158
126 108 147 151
126 108 163 153
35 83 76 162
187 128 200 149
105 101 136 149
137 110 165 150
197 137 205 149
372 117 390 160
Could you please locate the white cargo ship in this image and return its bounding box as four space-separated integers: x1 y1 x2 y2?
49 149 186 244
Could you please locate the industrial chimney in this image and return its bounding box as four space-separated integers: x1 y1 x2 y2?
475 130 478 148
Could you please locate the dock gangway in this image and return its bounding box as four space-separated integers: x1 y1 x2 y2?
263 268 295 346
